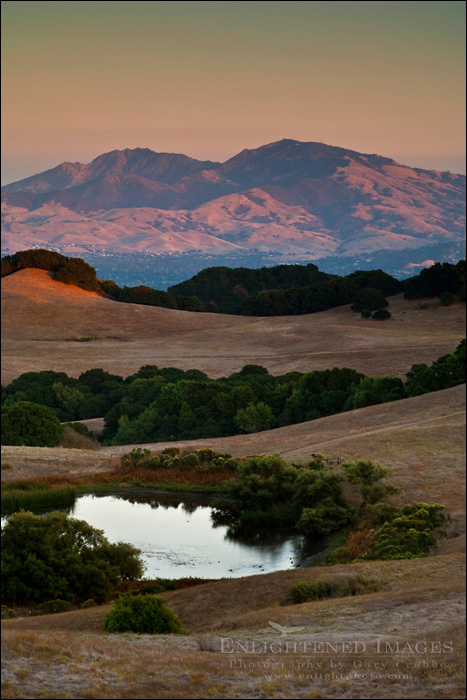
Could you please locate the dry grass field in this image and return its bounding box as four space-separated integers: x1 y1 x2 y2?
1 269 465 699
1 268 465 383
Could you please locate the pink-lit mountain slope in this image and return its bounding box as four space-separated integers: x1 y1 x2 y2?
2 140 465 258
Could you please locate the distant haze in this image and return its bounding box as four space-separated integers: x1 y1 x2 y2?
1 1 466 184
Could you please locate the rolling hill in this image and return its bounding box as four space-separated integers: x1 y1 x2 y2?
1 268 465 385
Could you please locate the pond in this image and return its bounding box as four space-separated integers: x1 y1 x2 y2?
65 492 325 579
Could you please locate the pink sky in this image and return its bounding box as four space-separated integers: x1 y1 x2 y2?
2 1 465 183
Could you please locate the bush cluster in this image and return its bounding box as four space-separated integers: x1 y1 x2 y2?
1 511 144 605
290 575 380 604
332 502 446 562
121 447 240 473
103 594 183 634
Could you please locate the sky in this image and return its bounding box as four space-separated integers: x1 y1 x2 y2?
1 0 466 184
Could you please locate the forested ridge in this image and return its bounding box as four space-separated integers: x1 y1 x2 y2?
2 341 465 446
3 249 465 317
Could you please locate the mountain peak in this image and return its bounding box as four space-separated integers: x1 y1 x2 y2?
2 139 465 264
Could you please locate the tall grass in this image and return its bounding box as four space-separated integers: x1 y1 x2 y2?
289 575 380 603
1 482 77 515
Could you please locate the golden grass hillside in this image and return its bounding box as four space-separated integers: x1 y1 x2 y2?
2 268 465 384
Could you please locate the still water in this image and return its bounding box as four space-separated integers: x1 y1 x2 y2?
68 493 324 579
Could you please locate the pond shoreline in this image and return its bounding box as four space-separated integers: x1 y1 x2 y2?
76 484 227 502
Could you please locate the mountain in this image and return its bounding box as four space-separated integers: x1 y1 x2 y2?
2 139 465 272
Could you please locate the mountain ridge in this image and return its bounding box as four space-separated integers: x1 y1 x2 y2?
2 139 465 263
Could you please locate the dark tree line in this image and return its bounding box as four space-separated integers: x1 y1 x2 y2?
3 249 464 317
2 341 464 447
170 265 403 315
403 260 466 300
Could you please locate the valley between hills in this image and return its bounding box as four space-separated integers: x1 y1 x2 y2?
1 269 466 699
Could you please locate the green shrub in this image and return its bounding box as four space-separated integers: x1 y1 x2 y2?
81 599 96 609
1 401 64 447
351 288 388 312
366 503 446 560
360 309 372 318
1 511 143 605
181 453 200 469
1 605 17 619
290 575 380 604
440 292 455 306
37 599 74 615
161 447 180 457
372 308 391 320
104 594 183 634
120 448 150 468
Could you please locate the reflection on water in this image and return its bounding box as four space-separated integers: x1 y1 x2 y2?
66 493 324 579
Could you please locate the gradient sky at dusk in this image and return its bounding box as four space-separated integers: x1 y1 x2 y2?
1 0 465 184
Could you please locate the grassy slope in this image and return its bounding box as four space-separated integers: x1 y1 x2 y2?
2 268 465 384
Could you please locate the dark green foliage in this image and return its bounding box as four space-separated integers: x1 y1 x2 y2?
333 502 446 562
53 258 100 292
347 269 402 296
222 454 357 534
372 308 391 320
290 576 380 604
2 369 125 423
170 263 331 313
169 263 402 316
1 401 63 446
360 309 372 318
404 261 466 299
405 340 466 396
218 455 405 541
440 292 455 306
3 341 464 447
1 249 70 277
235 401 275 433
1 511 144 605
122 447 240 473
342 460 400 508
366 503 446 560
1 605 17 619
103 282 206 313
36 599 73 615
344 375 405 411
103 594 183 634
351 288 388 312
